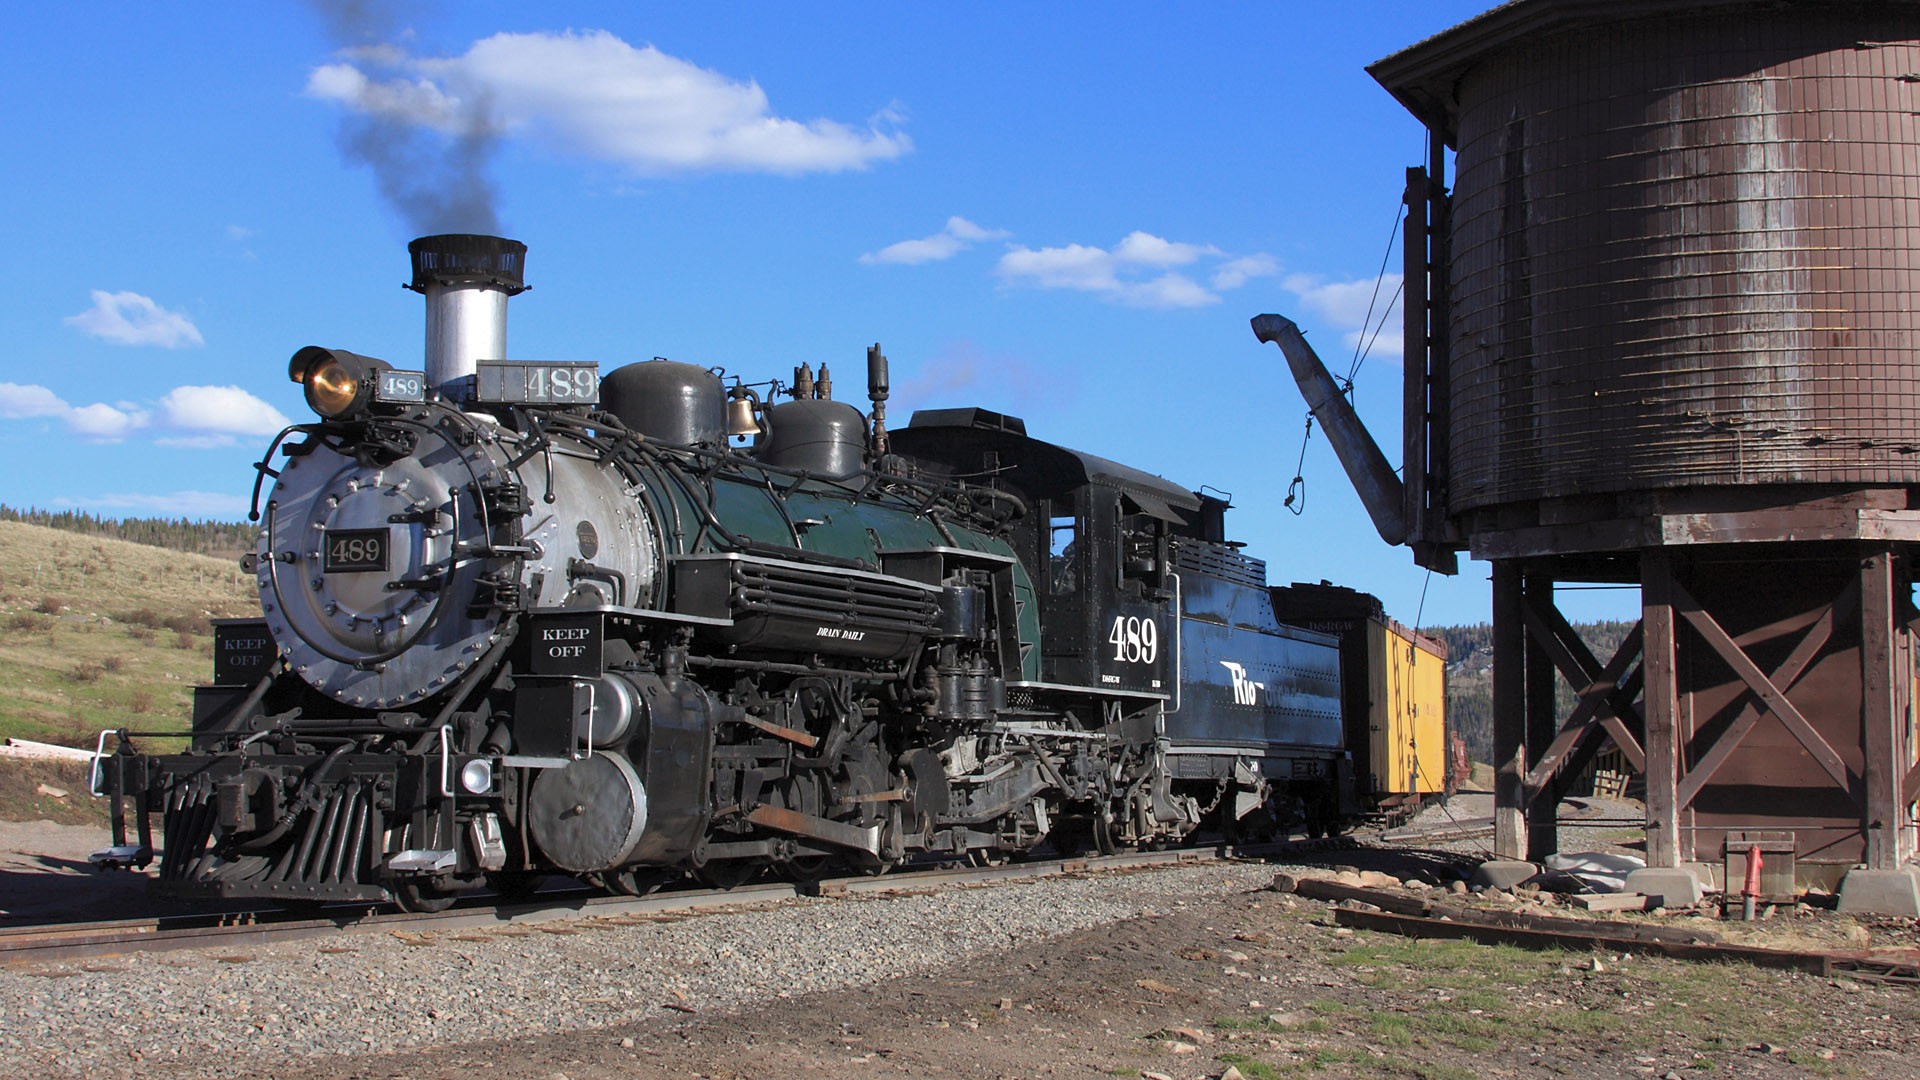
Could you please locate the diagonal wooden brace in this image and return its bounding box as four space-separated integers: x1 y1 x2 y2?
1674 585 1850 811
1539 603 1648 767
1670 579 1862 803
1518 608 1647 800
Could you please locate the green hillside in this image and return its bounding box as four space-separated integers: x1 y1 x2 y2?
0 520 258 748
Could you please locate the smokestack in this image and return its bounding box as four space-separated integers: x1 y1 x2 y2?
407 234 528 404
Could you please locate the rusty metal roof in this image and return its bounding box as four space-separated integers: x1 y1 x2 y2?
1369 0 1920 145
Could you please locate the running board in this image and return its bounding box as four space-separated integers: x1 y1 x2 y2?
388 849 458 874
746 805 881 856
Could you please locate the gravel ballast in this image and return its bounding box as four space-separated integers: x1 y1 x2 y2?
3 862 1280 1079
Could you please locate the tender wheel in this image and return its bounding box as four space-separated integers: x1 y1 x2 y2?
393 880 460 913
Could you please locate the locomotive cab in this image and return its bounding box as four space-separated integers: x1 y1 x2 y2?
891 409 1191 696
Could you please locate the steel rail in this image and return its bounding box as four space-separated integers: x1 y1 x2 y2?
0 846 1244 968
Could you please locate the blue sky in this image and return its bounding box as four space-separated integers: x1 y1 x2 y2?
0 2 1640 629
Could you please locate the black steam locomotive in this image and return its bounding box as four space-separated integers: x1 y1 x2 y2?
92 235 1412 911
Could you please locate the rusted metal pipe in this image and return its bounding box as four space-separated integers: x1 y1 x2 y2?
1251 314 1408 544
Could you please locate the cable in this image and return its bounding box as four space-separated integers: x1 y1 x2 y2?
1283 415 1313 515
1286 195 1406 521
1344 205 1408 387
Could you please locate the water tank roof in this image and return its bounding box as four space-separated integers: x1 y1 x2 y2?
1370 0 1920 145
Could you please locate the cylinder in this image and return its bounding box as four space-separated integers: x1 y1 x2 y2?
407 234 528 404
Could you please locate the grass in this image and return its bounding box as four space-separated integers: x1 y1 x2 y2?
1216 1052 1282 1080
1302 927 1839 1073
0 757 109 826
0 521 256 765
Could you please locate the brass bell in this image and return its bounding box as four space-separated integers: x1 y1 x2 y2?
725 392 761 437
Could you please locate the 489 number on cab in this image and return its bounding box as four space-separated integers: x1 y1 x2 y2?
1107 615 1159 664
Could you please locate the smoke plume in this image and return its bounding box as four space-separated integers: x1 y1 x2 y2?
306 0 503 235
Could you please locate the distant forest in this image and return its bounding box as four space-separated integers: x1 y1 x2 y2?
2 504 1627 761
0 505 258 562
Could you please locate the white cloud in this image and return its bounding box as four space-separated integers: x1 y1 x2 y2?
1283 273 1404 361
1212 254 1279 291
995 231 1270 311
54 490 247 518
0 383 70 419
65 403 150 441
306 29 911 176
158 386 292 437
1111 231 1218 267
64 290 204 348
0 383 286 445
860 216 1010 266
307 62 466 131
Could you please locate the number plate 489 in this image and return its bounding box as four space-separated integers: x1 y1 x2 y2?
324 528 389 573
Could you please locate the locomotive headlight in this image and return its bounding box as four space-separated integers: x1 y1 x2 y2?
288 346 392 421
307 360 360 417
459 758 494 795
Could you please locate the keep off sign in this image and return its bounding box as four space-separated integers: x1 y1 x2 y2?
528 612 602 677
213 619 277 686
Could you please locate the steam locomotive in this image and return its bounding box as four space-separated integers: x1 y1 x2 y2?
91 235 1444 911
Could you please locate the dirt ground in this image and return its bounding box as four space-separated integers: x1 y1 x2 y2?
259 853 1920 1080
0 816 178 924
6 778 1918 1078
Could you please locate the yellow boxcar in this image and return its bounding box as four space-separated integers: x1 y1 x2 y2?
1270 582 1451 811
1369 617 1449 797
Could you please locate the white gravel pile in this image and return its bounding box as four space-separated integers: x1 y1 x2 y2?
2 862 1277 1079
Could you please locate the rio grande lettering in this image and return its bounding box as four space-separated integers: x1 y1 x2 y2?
1219 660 1267 706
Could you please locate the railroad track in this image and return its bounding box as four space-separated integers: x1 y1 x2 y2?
0 844 1278 968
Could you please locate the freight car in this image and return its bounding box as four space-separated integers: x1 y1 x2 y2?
90 235 1437 910
1271 582 1451 824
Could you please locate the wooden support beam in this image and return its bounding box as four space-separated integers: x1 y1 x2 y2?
1670 578 1863 802
1547 721 1610 806
1539 603 1649 771
1641 549 1682 869
1493 562 1527 860
1402 166 1428 545
1517 615 1647 799
1525 575 1559 861
1674 585 1849 810
1860 544 1902 870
